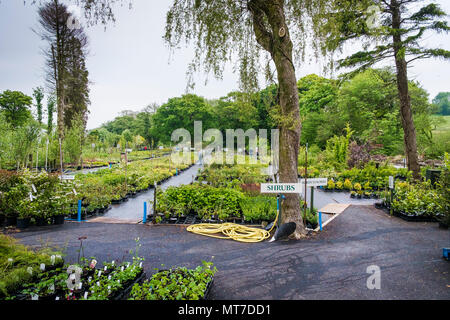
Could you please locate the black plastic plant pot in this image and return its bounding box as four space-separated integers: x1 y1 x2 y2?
17 217 30 229
5 216 17 227
35 217 48 226
438 221 449 229
53 215 65 225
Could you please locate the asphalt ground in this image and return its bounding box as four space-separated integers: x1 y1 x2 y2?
8 205 449 300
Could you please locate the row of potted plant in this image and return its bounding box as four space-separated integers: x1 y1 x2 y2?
374 154 449 226
390 181 443 218
0 169 77 228
321 163 411 191
0 234 64 299
196 162 269 188
128 261 216 300
155 162 319 227
76 155 196 216
2 235 216 301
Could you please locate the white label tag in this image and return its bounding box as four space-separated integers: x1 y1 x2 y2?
40 263 46 271
84 292 88 299
389 176 394 189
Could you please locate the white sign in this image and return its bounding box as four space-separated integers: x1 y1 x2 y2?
261 183 302 194
300 178 328 187
60 175 75 181
389 176 394 189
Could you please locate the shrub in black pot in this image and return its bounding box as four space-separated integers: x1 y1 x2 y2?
35 217 48 226
53 215 65 225
5 216 17 227
17 217 31 229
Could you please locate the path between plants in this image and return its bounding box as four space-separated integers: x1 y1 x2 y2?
88 163 203 223
11 205 449 299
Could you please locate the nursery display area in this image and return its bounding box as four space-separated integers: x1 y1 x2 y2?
0 154 196 228
153 157 319 229
0 235 215 301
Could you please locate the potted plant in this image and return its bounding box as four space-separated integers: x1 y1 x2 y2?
17 200 34 229
343 179 353 191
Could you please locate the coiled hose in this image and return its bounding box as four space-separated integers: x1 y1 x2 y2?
186 211 279 243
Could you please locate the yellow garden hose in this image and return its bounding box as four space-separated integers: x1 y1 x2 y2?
186 210 279 243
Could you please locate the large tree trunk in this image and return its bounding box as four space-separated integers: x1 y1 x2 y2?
249 0 306 238
391 0 421 180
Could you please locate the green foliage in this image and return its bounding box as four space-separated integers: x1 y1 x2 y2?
0 169 77 220
0 90 33 127
240 196 277 222
0 234 63 298
436 153 449 223
63 116 85 165
156 184 244 220
392 181 442 217
433 92 450 116
129 261 216 300
46 94 55 134
150 94 216 145
324 124 353 170
32 87 44 125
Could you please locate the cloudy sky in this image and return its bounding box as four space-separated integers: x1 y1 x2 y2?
0 0 449 130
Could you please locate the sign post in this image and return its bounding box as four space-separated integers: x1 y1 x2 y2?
261 179 327 230
389 176 394 215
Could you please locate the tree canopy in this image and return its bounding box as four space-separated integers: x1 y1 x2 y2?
0 90 33 127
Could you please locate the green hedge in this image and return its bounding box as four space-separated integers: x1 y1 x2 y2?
156 184 244 219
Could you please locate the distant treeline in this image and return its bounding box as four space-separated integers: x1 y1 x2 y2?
89 68 447 158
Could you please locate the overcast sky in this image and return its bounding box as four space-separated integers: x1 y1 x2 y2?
0 0 449 130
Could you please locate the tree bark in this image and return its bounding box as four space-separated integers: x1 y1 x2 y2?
249 0 306 238
391 0 421 180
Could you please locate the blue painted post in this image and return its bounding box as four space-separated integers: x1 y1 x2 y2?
78 200 82 222
319 211 322 231
276 195 280 228
176 168 178 176
109 163 112 169
143 201 147 224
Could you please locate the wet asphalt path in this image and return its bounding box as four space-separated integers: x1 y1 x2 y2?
10 205 450 300
99 163 202 221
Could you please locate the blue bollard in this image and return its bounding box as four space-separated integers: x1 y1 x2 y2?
319 211 322 231
78 200 82 222
143 201 147 224
176 168 178 176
